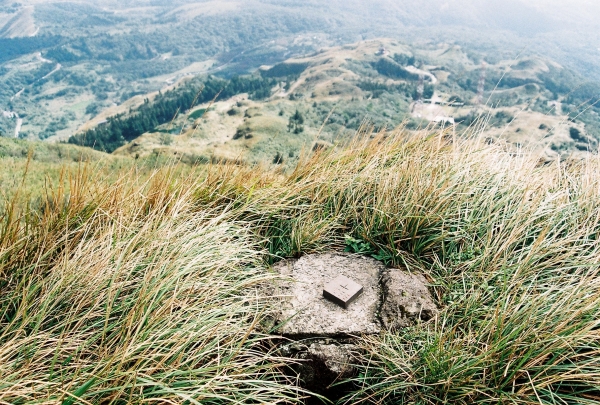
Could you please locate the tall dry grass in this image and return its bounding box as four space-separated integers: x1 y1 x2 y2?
3 125 600 404
191 127 600 404
0 166 302 404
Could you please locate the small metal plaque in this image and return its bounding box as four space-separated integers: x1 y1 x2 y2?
323 275 363 309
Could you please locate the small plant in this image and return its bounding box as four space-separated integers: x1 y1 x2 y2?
288 109 304 134
273 151 284 164
159 132 173 146
344 235 373 255
371 248 394 265
344 235 394 264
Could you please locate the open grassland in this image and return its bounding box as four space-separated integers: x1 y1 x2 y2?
0 137 197 205
0 137 129 204
2 126 600 403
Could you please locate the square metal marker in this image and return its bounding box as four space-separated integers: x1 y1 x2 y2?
323 275 364 309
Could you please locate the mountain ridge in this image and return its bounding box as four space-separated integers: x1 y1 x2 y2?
69 38 598 165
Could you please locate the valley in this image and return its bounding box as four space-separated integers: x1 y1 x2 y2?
1 0 600 161
69 39 600 166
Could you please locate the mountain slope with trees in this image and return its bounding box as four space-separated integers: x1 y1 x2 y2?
1 0 599 143
72 39 600 165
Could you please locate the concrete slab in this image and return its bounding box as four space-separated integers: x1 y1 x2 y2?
273 253 382 337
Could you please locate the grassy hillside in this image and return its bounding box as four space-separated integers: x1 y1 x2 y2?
0 136 183 204
0 0 339 142
3 126 600 403
78 39 600 165
0 137 118 201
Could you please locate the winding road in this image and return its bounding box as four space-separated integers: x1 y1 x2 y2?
405 65 438 84
5 57 59 138
10 88 24 101
41 63 62 80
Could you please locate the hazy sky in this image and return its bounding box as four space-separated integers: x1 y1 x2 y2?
10 0 600 29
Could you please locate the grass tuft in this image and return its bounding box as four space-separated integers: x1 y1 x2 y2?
0 166 302 404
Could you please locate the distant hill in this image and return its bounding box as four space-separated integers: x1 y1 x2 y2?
0 6 36 38
1 0 599 146
69 39 600 165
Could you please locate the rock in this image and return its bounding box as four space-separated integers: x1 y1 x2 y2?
306 341 354 377
273 253 383 337
281 339 356 400
380 268 438 330
270 253 438 401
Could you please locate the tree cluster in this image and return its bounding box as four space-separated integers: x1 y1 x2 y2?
372 58 420 81
68 75 277 152
287 110 304 134
0 36 64 64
